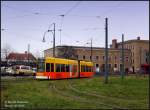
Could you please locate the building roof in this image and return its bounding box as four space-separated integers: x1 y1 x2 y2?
110 38 149 47
45 45 130 51
7 52 36 61
117 39 149 45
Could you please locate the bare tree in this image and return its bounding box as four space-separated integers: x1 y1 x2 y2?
57 46 77 60
33 50 42 59
1 44 13 61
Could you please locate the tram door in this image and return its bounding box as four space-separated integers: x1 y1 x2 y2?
70 65 78 78
69 65 72 78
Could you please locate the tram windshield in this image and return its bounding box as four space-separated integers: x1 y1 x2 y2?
37 58 45 72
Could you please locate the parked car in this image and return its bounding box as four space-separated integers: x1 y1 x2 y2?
5 67 15 75
14 65 34 76
1 67 7 76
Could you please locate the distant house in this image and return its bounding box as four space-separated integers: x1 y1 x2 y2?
7 51 36 67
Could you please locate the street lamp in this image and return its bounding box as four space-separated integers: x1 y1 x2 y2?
42 23 56 57
85 38 93 62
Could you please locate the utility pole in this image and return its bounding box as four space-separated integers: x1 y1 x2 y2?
43 23 56 58
58 29 62 46
91 38 93 61
28 44 30 66
53 23 56 57
104 18 108 84
121 34 124 80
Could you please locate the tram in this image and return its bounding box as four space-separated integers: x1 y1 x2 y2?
36 57 95 79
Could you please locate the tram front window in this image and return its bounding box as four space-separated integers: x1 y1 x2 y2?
37 58 45 72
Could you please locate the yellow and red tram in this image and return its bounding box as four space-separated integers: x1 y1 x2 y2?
36 57 95 79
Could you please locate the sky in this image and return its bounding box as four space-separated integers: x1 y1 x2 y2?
1 1 149 57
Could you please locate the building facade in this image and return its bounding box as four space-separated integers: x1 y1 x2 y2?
110 37 149 71
7 51 37 67
44 46 131 73
44 37 149 73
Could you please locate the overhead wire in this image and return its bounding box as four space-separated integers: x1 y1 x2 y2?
2 5 51 15
3 2 123 48
58 15 65 45
58 1 82 46
64 1 82 16
2 5 57 21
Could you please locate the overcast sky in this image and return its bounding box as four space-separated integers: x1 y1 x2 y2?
1 1 149 57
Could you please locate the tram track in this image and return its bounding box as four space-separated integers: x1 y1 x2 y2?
63 78 147 109
49 82 123 109
67 81 146 103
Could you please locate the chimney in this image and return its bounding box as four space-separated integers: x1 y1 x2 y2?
112 39 117 48
25 51 27 54
137 37 140 40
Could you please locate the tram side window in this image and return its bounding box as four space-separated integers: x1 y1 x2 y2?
88 66 90 72
84 66 86 72
61 64 65 72
90 66 92 72
81 65 86 72
81 65 84 72
73 65 77 72
56 64 61 72
87 66 89 72
46 63 50 72
66 65 69 72
51 63 54 72
81 65 92 72
86 66 89 72
89 66 92 72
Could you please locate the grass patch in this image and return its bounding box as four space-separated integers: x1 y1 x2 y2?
1 75 149 109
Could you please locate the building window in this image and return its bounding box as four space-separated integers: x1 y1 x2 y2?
76 55 78 59
102 64 105 71
114 64 117 68
146 58 148 63
126 57 128 62
83 55 85 59
109 56 111 61
146 52 149 63
120 64 122 71
96 56 99 60
120 57 122 61
96 64 99 67
109 64 111 69
103 56 105 60
115 56 117 60
90 56 92 60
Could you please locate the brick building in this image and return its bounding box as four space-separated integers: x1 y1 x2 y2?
7 51 36 67
44 37 149 73
110 37 149 72
44 46 131 73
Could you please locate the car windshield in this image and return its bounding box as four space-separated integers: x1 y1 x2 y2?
21 66 30 70
37 58 45 72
